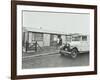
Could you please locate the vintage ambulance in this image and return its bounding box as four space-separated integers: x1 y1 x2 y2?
59 34 89 58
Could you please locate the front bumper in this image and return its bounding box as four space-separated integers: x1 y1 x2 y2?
59 50 71 55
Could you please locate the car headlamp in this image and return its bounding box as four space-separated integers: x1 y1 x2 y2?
66 43 70 47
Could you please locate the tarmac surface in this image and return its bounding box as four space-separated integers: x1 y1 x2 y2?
22 51 89 69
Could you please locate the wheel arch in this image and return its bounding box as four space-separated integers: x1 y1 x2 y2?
72 47 79 52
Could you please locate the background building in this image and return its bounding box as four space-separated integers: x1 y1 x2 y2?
22 27 67 48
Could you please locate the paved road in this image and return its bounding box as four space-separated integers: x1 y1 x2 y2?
22 53 89 69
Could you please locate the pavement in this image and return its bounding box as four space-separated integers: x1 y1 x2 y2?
22 46 59 58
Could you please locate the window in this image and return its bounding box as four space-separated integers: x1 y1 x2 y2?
34 33 43 41
72 36 81 41
66 35 71 42
82 36 87 41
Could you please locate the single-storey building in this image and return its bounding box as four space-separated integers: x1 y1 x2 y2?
22 27 67 48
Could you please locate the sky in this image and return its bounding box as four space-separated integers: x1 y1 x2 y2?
23 11 90 34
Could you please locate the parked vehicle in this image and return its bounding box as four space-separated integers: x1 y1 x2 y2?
59 34 89 58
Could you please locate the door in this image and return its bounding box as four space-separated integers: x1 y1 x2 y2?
50 34 57 46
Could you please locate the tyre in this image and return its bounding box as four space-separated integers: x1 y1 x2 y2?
71 48 78 58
